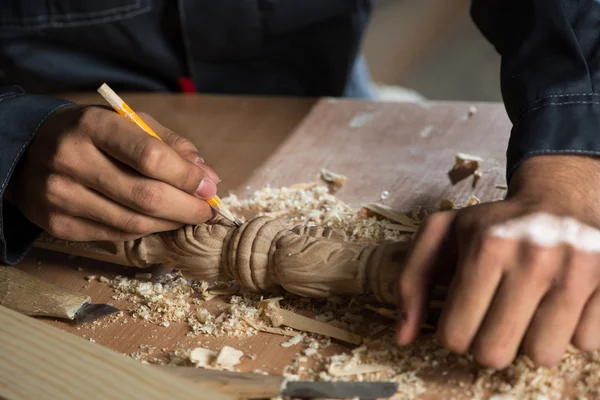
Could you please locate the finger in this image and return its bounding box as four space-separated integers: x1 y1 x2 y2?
43 174 182 235
88 112 216 198
522 251 599 366
396 211 456 345
471 245 563 369
137 112 220 184
74 149 214 224
436 232 509 356
572 287 600 352
44 213 140 242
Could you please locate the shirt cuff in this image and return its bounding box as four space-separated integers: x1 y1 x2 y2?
507 94 600 181
0 92 73 264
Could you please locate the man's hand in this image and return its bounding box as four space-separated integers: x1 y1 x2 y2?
395 155 600 369
6 105 220 241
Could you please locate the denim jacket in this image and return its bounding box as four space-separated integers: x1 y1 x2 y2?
1 0 600 264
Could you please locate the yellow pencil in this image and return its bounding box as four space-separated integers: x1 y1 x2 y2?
97 83 242 227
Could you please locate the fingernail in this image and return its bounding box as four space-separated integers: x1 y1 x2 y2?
192 156 221 183
196 178 217 199
192 152 205 164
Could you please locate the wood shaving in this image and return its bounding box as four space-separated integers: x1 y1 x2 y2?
449 152 484 185
473 169 483 187
439 199 457 211
260 298 363 345
361 203 419 228
320 168 347 193
280 335 305 348
214 346 244 370
464 105 478 120
466 195 481 206
223 183 412 243
189 347 217 368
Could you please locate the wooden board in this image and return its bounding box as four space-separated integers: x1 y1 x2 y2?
0 305 231 400
11 94 514 398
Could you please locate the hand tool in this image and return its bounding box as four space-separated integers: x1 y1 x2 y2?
0 267 118 323
156 366 398 399
97 83 242 227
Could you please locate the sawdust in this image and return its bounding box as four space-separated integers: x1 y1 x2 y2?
91 181 599 399
222 182 417 243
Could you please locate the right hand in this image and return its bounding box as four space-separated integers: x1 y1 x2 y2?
6 105 220 241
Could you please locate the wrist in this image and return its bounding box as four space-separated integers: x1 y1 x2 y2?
507 154 600 217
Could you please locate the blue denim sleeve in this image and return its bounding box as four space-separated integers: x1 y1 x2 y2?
0 87 72 265
471 0 600 181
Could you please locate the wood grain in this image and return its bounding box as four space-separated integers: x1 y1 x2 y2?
0 306 232 400
13 94 513 399
0 266 89 319
156 366 284 399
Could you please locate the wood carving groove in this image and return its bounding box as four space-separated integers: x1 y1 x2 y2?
36 217 412 306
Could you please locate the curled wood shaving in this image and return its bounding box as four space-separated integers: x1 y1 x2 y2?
449 153 484 185
455 153 484 165
361 203 419 228
260 298 362 345
320 168 347 193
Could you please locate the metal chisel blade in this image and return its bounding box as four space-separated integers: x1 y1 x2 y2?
74 303 119 324
282 381 398 399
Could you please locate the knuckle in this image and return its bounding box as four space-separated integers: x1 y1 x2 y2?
121 214 152 235
79 106 111 133
46 214 69 239
523 248 557 282
44 174 64 194
137 141 165 174
474 346 513 370
48 145 71 172
130 183 163 214
171 134 195 151
181 165 204 192
44 175 67 206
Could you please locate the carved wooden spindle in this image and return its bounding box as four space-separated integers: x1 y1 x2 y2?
36 217 411 305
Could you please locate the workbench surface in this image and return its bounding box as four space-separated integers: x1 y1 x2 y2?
15 94 593 399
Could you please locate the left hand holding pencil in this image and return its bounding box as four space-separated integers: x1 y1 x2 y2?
6 105 219 241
